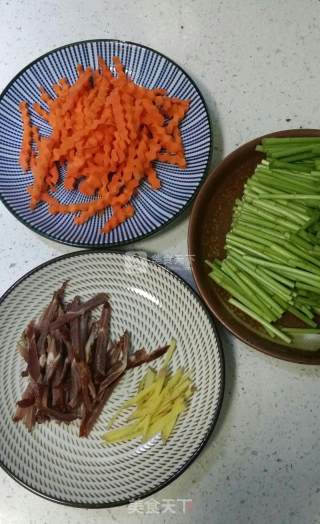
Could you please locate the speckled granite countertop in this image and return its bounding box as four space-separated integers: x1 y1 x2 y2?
1 1 320 523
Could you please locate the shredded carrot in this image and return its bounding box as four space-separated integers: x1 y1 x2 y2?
32 102 49 121
32 125 41 150
19 102 33 171
101 204 135 233
18 56 190 234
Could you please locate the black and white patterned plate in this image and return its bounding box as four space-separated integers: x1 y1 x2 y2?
0 251 223 507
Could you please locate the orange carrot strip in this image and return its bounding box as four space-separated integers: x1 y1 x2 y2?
39 87 53 106
157 152 186 168
32 125 41 150
112 56 126 81
19 101 33 172
98 56 114 82
101 204 134 233
32 102 50 121
29 136 57 207
146 166 161 189
47 164 59 186
74 192 111 224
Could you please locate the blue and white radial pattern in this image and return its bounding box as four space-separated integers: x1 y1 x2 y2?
0 40 212 247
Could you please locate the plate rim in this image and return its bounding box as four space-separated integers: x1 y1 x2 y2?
188 128 320 365
0 39 213 249
0 249 224 508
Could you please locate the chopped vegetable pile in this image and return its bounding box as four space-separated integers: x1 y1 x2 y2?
206 136 320 344
103 339 195 444
14 282 169 436
19 56 190 234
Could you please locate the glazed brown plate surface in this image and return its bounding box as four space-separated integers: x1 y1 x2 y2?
188 129 320 364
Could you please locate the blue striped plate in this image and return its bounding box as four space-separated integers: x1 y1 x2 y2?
0 40 212 247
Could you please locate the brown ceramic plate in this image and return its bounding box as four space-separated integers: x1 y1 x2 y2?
188 129 320 364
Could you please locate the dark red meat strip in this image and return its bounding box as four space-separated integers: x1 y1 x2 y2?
79 378 120 438
85 321 98 364
43 336 61 384
27 332 41 382
79 311 90 361
36 281 67 358
50 293 109 331
52 356 70 387
94 303 111 379
68 359 82 409
69 296 81 361
127 344 169 369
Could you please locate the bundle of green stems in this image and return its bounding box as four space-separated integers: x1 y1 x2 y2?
206 137 320 344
